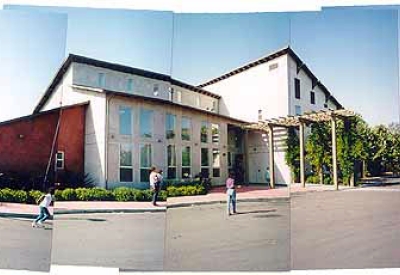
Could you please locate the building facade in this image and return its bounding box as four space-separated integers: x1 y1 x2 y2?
0 46 343 189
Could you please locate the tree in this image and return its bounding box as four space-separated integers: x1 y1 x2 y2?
285 127 300 183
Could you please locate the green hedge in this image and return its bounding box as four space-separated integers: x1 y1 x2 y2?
0 184 205 203
167 184 206 197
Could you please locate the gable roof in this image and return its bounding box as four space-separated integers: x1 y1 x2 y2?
197 46 343 109
33 54 220 113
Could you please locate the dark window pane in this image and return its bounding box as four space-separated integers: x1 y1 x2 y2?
311 91 315 104
166 114 176 139
201 168 209 178
119 107 132 135
181 117 191 141
213 168 220 178
167 168 176 179
212 124 219 144
140 109 153 138
201 122 208 143
140 169 150 183
201 148 209 166
182 146 191 166
167 145 176 166
182 168 191 178
120 168 133 182
295 78 301 99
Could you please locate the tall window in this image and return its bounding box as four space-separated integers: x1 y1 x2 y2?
140 144 152 182
98 73 106 87
181 117 191 141
55 152 64 170
168 87 174 101
176 90 182 103
212 100 217 112
182 146 191 178
120 144 133 182
212 123 219 144
140 109 153 138
201 121 208 143
295 105 302 116
119 106 132 135
201 148 209 177
166 113 176 139
195 95 200 107
153 84 159 96
167 145 176 179
212 148 220 177
295 78 301 99
310 91 316 104
126 79 134 93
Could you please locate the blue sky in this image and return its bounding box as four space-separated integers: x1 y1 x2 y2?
1 6 399 126
0 10 67 122
290 8 399 126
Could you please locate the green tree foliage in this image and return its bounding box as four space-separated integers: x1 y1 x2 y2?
285 127 300 183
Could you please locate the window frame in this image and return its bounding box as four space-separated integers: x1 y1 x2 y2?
167 145 177 179
139 108 154 139
294 78 301 99
181 116 192 141
55 151 64 170
119 144 133 183
201 121 208 143
98 72 106 87
139 143 152 183
310 91 316 105
181 146 191 179
119 106 132 136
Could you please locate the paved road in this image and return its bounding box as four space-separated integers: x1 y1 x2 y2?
51 212 165 270
292 189 400 269
0 217 52 272
164 201 290 271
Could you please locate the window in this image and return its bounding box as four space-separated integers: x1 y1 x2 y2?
119 106 132 135
120 144 133 182
310 91 315 104
166 113 176 139
295 105 302 116
227 152 232 167
168 87 174 101
126 79 133 93
201 148 209 177
182 146 191 178
98 73 106 87
140 144 152 182
212 123 219 144
269 63 278 70
195 95 200 107
167 145 176 179
212 100 217 112
201 121 208 143
140 109 153 138
181 117 191 141
176 90 182 103
153 84 159 96
212 148 220 178
55 152 64 170
295 78 301 99
258 109 263 121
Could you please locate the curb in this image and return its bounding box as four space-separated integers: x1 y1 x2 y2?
54 207 166 215
167 196 290 209
0 212 53 220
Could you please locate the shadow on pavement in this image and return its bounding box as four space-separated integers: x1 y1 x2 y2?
235 208 277 215
56 217 107 222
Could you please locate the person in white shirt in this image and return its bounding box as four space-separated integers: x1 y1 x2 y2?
32 187 55 228
149 167 163 206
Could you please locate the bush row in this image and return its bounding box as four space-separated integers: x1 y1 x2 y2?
167 184 206 197
0 184 207 204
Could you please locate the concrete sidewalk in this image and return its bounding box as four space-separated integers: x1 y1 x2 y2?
0 202 53 219
55 201 166 214
167 185 290 208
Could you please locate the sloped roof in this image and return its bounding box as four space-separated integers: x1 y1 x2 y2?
33 54 220 113
197 46 343 109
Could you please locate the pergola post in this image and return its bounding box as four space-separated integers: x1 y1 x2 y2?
299 122 306 188
268 125 275 189
243 129 250 185
331 116 339 190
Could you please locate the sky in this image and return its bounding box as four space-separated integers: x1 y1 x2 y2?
0 10 67 122
1 5 399 126
290 8 399 126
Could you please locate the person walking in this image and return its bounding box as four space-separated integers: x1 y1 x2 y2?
32 187 55 228
226 172 237 215
149 167 161 206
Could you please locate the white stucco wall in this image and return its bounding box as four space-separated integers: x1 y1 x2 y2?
41 63 107 186
203 54 290 123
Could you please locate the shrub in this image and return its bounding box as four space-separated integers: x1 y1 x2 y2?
0 188 28 203
113 187 135 202
27 190 44 204
158 190 167 201
167 184 206 197
324 176 333 185
61 188 78 201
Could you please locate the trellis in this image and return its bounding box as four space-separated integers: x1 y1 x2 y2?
245 109 356 190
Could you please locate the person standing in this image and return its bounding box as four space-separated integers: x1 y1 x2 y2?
32 187 55 228
149 167 161 206
226 172 237 215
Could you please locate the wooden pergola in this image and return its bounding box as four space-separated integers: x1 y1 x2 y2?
245 109 356 190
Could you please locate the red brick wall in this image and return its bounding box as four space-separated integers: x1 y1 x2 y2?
0 105 86 178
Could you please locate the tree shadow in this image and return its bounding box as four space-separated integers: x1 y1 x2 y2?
56 217 107 222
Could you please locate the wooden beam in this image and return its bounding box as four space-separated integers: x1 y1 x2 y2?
299 121 306 188
331 116 339 190
268 125 275 189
